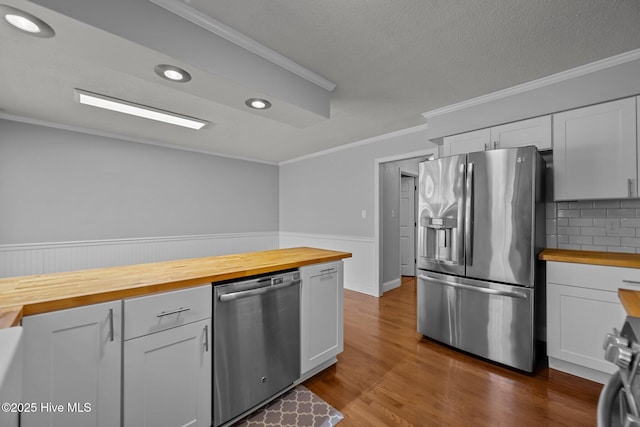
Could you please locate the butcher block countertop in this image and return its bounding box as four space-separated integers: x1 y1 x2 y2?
0 247 351 328
539 248 640 269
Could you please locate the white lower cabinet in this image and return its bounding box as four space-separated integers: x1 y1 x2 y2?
546 261 632 383
21 301 122 427
124 319 211 427
123 285 211 427
300 261 344 378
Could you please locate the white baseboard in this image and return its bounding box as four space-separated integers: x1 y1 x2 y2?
0 232 279 278
279 232 377 296
548 357 612 385
382 278 401 293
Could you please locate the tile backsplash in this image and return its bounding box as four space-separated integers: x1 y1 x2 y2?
546 199 640 253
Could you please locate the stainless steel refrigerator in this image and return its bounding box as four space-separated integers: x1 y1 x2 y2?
417 145 544 372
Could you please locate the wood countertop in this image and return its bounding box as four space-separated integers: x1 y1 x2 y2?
539 248 640 269
0 247 351 326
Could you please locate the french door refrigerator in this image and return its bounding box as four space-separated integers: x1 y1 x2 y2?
417 145 544 372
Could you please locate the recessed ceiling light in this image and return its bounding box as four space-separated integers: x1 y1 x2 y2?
74 89 208 130
154 64 191 83
1 5 54 38
245 98 271 110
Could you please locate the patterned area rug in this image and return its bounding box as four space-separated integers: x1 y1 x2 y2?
234 385 343 427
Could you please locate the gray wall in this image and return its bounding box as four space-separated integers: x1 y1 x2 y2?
279 127 435 237
0 119 279 244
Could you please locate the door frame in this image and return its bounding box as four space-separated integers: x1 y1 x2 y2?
374 149 438 297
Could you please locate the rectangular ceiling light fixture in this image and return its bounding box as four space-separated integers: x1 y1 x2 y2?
74 89 208 130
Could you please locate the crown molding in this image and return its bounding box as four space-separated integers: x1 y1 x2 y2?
149 0 336 92
279 123 430 165
422 48 640 120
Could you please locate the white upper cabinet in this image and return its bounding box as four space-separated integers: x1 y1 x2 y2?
553 97 637 200
442 128 490 157
441 116 551 157
490 116 552 151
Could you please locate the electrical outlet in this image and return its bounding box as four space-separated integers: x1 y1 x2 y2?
606 219 620 234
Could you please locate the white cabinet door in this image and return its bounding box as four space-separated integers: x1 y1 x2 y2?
300 261 344 376
442 128 490 156
124 319 211 427
553 97 637 200
0 327 23 427
490 116 552 151
22 301 121 427
547 283 626 375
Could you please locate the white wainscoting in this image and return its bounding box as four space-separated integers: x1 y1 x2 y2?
0 232 279 278
279 232 377 296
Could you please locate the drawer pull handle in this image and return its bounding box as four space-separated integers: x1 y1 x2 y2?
204 325 209 353
108 308 114 342
321 268 336 275
623 280 640 286
156 307 191 318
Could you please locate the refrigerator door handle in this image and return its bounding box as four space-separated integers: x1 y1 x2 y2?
465 162 474 266
419 275 528 299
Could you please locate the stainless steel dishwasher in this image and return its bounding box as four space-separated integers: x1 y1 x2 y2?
213 270 301 427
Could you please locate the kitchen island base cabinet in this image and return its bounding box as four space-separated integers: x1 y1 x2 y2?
124 319 211 427
300 261 344 378
123 285 211 427
21 301 121 427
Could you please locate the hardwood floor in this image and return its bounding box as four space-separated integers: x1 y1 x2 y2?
304 276 603 426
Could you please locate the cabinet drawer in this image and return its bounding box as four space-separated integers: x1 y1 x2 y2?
124 285 211 340
302 261 340 280
547 261 640 293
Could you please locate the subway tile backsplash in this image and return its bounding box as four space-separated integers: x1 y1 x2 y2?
546 200 640 254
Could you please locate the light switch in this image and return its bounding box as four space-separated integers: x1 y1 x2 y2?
361 210 367 219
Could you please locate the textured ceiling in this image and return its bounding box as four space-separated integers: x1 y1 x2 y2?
2 0 640 163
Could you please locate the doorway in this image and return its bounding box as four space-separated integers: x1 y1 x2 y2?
378 154 433 295
400 174 417 277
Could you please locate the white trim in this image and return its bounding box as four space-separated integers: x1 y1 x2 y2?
279 231 377 297
0 232 279 277
279 123 430 166
0 113 278 166
278 231 374 244
382 278 401 293
422 48 640 119
149 0 336 92
0 232 277 252
548 357 611 385
374 148 438 296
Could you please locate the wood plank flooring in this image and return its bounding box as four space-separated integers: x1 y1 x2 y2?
304 276 603 426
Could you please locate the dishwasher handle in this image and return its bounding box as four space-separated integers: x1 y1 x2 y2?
218 279 301 302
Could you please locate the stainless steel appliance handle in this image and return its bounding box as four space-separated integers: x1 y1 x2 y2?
465 162 474 266
156 307 191 318
419 275 528 299
219 279 301 302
